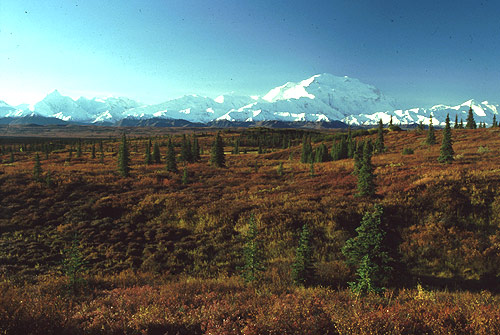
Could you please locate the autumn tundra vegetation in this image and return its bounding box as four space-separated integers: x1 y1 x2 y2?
0 117 499 334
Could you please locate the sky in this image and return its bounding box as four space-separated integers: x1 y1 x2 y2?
1 0 500 108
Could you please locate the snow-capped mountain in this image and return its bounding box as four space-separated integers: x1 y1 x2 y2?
1 73 498 126
345 99 498 126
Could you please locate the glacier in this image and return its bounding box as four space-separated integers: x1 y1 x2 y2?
0 73 498 126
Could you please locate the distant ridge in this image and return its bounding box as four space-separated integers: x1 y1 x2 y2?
1 74 498 126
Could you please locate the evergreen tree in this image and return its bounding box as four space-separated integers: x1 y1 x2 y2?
144 140 152 165
258 139 263 154
9 151 14 163
353 141 363 176
63 234 87 293
180 134 193 163
45 169 52 188
454 115 459 129
277 162 283 176
152 142 161 164
76 140 82 158
342 205 392 294
192 135 201 161
241 215 265 283
314 143 329 163
67 148 73 162
292 224 315 286
210 132 225 167
182 167 188 185
166 137 178 173
33 153 42 182
389 116 393 127
309 161 315 177
118 133 130 177
357 140 375 197
426 115 436 145
375 119 385 153
99 142 104 164
300 136 312 163
438 114 454 164
459 119 464 129
347 128 356 158
232 137 240 154
91 143 96 159
492 115 498 128
417 121 424 132
465 107 477 129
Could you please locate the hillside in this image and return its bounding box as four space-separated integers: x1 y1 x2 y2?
0 126 499 333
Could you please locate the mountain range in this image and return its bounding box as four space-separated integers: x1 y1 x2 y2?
0 73 498 127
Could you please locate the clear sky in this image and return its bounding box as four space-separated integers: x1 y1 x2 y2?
1 0 500 108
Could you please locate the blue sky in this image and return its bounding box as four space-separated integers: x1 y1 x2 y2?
1 0 500 108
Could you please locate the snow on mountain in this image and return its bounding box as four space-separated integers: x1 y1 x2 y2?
347 100 498 126
1 74 498 126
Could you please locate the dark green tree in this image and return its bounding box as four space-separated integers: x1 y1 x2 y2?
356 140 375 197
375 119 385 153
118 133 130 177
300 136 312 163
180 134 193 163
426 115 436 145
166 137 178 173
232 137 240 154
91 143 96 159
454 115 459 129
459 119 464 129
152 142 161 164
492 115 498 128
314 143 329 163
9 151 14 163
210 132 225 167
342 205 392 294
309 161 315 177
241 215 266 283
76 140 82 158
438 114 454 164
144 140 152 165
277 162 283 176
63 234 87 294
465 107 477 129
33 153 42 182
182 167 188 185
292 224 315 286
192 135 201 161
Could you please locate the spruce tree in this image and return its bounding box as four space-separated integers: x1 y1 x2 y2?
152 142 161 164
342 205 392 294
241 215 265 283
182 167 188 185
33 153 42 182
357 140 375 197
375 119 385 153
291 224 315 286
492 115 498 128
232 137 240 154
210 132 225 167
144 140 152 165
91 143 96 159
118 133 130 177
277 162 283 176
314 143 329 163
166 137 178 173
426 115 436 145
454 115 459 129
180 134 193 163
9 151 14 163
438 114 454 164
192 135 201 161
459 119 464 129
76 140 82 158
465 107 477 129
301 136 312 163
